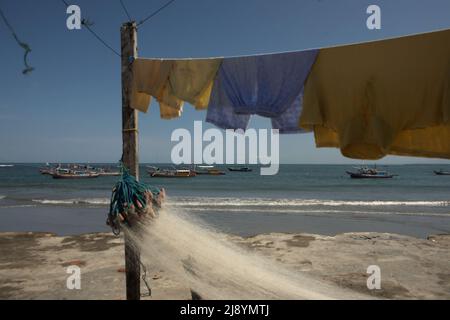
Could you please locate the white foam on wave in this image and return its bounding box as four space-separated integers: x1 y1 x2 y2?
177 206 450 217
0 205 37 209
171 197 449 208
32 198 109 206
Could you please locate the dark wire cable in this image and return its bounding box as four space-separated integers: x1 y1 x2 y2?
137 0 176 26
0 7 34 74
59 0 121 58
119 0 132 21
83 22 121 57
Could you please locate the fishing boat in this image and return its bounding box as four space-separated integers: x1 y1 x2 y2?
434 169 450 176
150 168 196 178
228 167 252 172
52 170 100 179
200 168 226 175
194 165 226 175
346 167 397 179
96 168 120 176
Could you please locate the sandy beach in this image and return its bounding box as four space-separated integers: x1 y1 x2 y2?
1 231 449 300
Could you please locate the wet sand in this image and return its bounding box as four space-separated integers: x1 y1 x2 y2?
0 231 449 300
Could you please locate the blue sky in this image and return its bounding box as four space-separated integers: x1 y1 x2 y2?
0 0 449 164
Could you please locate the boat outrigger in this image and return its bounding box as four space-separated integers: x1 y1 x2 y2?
346 167 397 179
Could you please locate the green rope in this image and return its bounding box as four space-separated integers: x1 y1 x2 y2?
107 164 161 234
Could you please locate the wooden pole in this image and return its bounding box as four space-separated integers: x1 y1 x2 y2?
121 21 140 300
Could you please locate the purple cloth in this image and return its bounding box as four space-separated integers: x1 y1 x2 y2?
206 50 318 132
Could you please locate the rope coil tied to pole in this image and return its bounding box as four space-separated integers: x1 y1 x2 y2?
107 164 165 235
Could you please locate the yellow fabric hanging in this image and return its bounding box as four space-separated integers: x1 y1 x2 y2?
130 89 152 113
132 58 174 98
158 84 184 119
168 59 222 109
157 83 183 111
130 58 220 117
160 102 183 119
130 58 183 118
300 29 450 160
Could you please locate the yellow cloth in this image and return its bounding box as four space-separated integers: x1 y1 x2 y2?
158 83 184 112
130 58 221 117
130 90 151 113
130 58 183 118
132 58 174 97
168 59 222 109
300 29 450 160
160 102 183 119
158 84 184 120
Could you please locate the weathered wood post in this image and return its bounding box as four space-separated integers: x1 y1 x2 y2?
121 21 140 300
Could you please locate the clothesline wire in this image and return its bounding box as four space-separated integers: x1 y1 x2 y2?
137 0 176 27
137 26 450 60
0 6 34 74
83 23 121 57
119 0 133 21
59 0 121 58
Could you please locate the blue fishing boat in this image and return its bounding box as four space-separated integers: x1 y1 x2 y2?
346 167 397 179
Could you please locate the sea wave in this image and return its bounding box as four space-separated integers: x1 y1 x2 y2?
0 205 37 209
32 198 109 206
169 197 450 208
171 206 450 217
24 196 450 211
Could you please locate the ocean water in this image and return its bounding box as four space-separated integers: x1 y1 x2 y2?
0 163 449 238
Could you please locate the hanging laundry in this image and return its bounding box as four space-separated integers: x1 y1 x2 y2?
159 103 183 119
158 84 184 116
130 58 179 114
300 29 450 159
132 58 174 98
168 58 222 109
271 91 304 133
130 89 152 113
130 57 221 117
206 50 318 132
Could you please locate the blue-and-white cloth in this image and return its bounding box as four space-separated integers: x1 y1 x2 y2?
206 50 318 133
